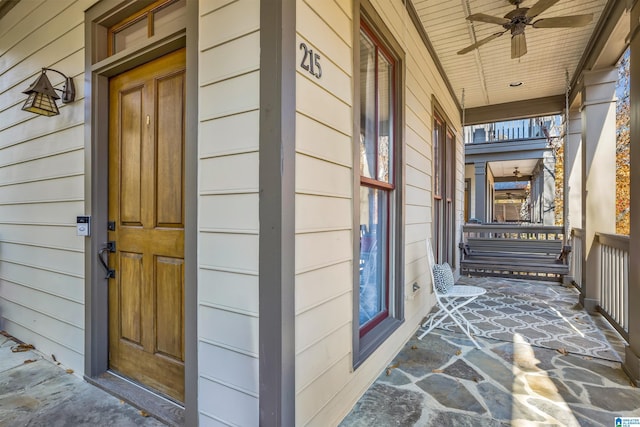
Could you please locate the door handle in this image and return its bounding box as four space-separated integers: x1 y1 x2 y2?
98 241 116 279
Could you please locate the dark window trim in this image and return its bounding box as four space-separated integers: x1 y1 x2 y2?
107 0 181 56
358 21 395 336
432 99 457 266
353 0 405 369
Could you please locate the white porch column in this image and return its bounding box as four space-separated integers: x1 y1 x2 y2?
564 110 582 233
624 1 640 386
580 67 617 313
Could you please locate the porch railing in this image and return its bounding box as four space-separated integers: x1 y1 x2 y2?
570 228 583 291
596 232 630 340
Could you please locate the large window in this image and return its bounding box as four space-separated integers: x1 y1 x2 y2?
356 13 402 364
433 108 456 265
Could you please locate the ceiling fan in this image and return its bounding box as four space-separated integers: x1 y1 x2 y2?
513 167 521 179
458 0 594 59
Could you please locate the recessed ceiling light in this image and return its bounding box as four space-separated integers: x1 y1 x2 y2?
509 81 523 87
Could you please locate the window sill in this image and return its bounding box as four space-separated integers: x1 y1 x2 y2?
354 317 403 369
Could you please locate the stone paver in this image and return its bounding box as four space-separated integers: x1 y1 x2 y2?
416 374 485 414
476 382 512 420
339 383 424 426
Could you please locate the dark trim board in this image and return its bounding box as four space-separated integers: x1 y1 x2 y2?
84 1 198 424
404 0 462 115
569 0 628 104
464 95 565 125
492 175 533 183
87 372 184 426
0 0 19 19
258 0 296 425
466 148 551 165
465 138 549 156
183 1 199 425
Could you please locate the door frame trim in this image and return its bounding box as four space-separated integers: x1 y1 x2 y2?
83 1 198 424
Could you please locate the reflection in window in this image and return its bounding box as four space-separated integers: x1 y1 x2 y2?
358 24 396 337
359 187 388 328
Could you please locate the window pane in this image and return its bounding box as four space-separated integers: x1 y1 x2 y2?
113 18 147 55
359 186 388 327
433 118 443 196
360 31 376 180
377 54 392 183
446 130 454 198
153 0 186 34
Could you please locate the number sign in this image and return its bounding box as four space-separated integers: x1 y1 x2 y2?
299 42 322 79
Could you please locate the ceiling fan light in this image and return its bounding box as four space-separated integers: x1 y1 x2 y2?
511 32 527 59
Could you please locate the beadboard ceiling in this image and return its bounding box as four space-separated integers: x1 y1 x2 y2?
412 0 612 110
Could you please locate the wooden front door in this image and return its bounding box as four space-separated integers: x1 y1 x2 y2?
108 49 186 402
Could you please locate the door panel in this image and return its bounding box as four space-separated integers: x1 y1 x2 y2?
120 88 144 225
156 73 184 227
119 252 143 345
155 256 184 360
108 48 186 402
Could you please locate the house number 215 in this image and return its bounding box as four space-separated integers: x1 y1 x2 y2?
299 43 322 79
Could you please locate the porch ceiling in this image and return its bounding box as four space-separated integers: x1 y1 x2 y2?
412 0 624 120
489 158 538 178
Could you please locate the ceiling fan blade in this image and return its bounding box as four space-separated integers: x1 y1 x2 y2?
457 32 505 55
532 14 594 28
466 13 510 26
525 0 560 18
511 32 527 59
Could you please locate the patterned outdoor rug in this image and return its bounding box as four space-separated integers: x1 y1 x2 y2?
426 276 622 362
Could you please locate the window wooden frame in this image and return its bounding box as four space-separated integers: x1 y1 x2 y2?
358 21 395 337
353 0 405 368
107 0 182 56
432 103 457 266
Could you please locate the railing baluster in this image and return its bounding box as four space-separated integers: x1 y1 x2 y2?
616 249 620 327
624 250 629 331
614 248 622 319
570 228 583 291
594 231 630 341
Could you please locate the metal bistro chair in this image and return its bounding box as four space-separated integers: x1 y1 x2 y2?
417 239 486 349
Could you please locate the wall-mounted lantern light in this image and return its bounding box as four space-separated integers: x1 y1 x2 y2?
22 68 75 117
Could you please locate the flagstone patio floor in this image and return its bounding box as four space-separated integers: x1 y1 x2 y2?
1 277 638 426
0 333 165 427
340 277 640 427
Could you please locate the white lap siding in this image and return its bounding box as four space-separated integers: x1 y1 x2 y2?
294 0 463 425
197 0 261 425
0 0 95 374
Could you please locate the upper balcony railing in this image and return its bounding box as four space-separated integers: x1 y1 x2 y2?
464 116 562 145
